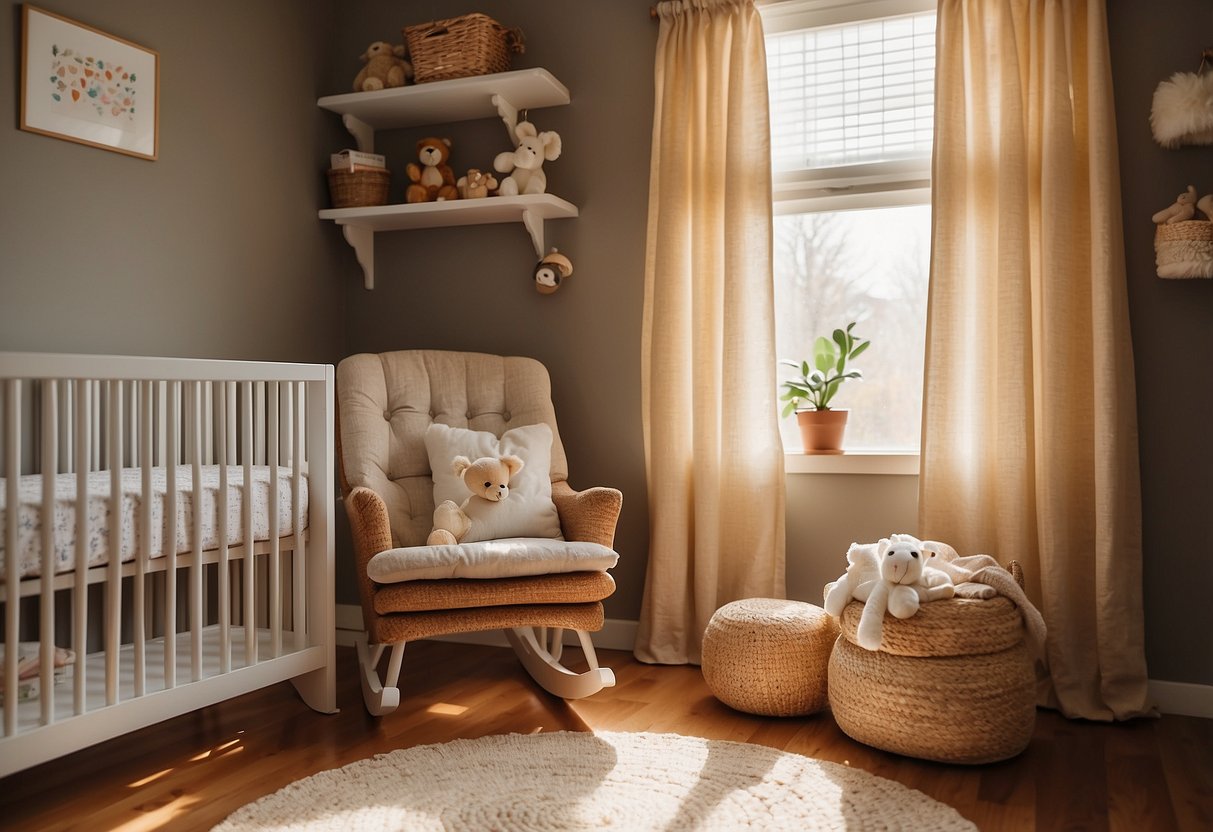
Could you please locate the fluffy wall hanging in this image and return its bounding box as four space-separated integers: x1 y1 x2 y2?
1150 53 1213 148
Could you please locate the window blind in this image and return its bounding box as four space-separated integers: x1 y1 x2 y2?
767 11 936 173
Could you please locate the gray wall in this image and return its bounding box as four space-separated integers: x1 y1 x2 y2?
1 0 1205 686
0 0 347 364
1108 0 1213 687
327 1 658 619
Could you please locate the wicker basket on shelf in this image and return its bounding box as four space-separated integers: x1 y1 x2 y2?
1154 220 1213 279
326 169 391 209
404 13 524 84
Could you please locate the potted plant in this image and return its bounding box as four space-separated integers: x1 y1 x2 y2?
779 322 870 454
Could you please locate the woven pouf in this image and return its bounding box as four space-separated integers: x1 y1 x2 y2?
702 598 839 717
828 596 1035 764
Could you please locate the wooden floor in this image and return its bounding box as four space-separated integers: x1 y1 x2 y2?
1 642 1209 831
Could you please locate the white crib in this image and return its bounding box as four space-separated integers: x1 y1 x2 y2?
0 353 336 778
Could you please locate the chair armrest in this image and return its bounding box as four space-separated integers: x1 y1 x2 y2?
551 480 622 548
344 486 394 628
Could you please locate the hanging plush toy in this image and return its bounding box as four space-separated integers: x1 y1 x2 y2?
533 248 573 295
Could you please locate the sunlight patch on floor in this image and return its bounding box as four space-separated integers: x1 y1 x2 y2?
111 793 202 832
425 702 468 716
190 737 242 761
127 768 173 788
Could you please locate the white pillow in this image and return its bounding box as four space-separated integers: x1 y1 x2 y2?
368 538 618 583
424 422 563 543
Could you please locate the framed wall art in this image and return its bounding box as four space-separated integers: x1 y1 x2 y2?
20 5 159 160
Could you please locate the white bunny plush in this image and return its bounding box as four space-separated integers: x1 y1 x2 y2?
493 121 562 196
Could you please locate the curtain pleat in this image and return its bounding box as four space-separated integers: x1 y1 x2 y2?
922 0 1151 719
635 0 786 665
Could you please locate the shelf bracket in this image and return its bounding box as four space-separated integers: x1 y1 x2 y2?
342 114 374 153
521 208 545 260
341 225 375 290
492 93 520 142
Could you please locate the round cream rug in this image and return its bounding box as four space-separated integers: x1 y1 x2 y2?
214 731 976 831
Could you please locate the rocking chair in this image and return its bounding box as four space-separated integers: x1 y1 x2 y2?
336 350 621 715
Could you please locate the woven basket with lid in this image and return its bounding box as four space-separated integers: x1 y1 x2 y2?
404 13 525 84
828 562 1036 764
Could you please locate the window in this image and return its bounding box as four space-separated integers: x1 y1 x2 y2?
763 0 936 453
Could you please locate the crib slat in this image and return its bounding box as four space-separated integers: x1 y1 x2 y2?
129 382 139 468
58 380 72 474
164 382 178 689
91 382 101 471
40 381 57 726
217 382 231 674
4 380 21 737
104 382 123 706
292 381 305 650
242 381 256 666
203 382 214 465
254 382 265 465
268 383 281 658
136 380 152 697
190 382 203 682
73 382 90 714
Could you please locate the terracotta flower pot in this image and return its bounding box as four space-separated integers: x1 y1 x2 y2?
796 409 848 455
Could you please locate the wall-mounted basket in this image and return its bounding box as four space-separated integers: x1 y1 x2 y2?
1155 220 1213 279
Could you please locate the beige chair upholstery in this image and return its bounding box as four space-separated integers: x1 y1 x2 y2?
337 350 622 711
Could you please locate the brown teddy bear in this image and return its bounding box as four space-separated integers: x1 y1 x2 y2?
427 455 525 545
406 137 459 203
352 41 413 92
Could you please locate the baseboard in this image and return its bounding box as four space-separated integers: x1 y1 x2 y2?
1149 679 1213 719
335 603 638 652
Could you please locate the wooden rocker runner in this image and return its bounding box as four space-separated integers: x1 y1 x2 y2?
337 350 621 715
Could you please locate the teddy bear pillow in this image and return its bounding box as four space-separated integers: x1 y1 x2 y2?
423 422 563 544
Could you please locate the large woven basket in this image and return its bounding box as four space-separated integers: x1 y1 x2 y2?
1154 220 1213 278
404 13 525 84
827 563 1035 764
327 169 390 209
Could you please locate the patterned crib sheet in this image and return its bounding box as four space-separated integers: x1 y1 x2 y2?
0 465 308 580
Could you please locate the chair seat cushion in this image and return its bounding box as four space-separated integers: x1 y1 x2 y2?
367 537 619 584
373 570 616 614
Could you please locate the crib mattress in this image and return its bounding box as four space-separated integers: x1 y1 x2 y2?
0 465 308 580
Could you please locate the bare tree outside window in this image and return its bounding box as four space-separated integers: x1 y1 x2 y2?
774 205 930 451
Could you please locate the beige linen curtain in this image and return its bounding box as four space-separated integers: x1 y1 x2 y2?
635 0 786 665
922 0 1151 719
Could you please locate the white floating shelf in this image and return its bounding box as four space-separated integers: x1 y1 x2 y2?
318 69 570 136
319 194 578 289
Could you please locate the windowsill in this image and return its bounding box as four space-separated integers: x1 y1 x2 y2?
785 452 919 476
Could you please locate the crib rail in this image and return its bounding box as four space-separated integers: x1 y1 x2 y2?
0 353 335 770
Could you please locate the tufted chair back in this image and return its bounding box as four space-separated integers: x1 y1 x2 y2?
336 350 569 548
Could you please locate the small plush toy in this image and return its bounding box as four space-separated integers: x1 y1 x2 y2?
456 168 498 199
822 535 955 651
406 138 459 203
427 454 525 545
352 41 412 92
494 121 562 196
1152 185 1198 224
533 248 573 295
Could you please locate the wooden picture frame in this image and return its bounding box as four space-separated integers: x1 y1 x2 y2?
19 5 159 160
